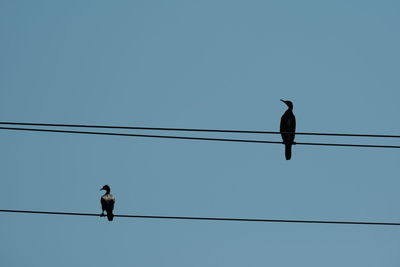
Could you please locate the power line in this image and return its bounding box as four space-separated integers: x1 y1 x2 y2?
0 126 399 149
0 209 399 226
0 121 399 139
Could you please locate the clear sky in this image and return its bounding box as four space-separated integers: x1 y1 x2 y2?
1 1 400 266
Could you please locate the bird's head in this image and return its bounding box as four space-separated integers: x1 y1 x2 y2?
100 185 111 193
280 99 293 110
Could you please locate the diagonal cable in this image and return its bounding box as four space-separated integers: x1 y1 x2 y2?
1 209 399 226
0 121 399 138
0 126 399 149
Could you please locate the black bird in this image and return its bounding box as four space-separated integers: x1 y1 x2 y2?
280 99 296 160
100 185 115 221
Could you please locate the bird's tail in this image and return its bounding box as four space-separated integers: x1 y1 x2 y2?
285 143 292 160
107 212 114 221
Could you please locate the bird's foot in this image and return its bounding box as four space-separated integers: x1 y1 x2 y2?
100 212 105 217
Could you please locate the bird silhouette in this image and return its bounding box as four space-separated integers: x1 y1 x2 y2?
280 99 296 160
100 185 115 221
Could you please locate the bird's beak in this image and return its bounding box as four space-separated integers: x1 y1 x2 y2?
280 99 285 103
100 188 103 191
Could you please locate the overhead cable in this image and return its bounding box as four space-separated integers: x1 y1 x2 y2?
0 209 399 226
0 121 399 138
0 126 399 149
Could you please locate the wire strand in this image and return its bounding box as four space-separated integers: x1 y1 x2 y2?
0 209 399 226
0 121 399 138
0 126 399 149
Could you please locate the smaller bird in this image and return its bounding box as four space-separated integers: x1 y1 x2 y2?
100 185 115 221
280 99 296 160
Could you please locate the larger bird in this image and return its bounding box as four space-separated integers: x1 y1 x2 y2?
280 99 296 160
100 185 115 221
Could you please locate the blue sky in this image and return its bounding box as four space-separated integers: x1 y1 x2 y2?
1 1 399 266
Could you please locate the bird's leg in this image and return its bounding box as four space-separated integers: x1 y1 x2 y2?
100 211 105 217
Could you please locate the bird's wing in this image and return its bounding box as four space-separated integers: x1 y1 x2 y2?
280 111 296 142
287 113 296 132
108 194 115 211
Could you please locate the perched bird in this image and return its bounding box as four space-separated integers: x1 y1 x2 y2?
280 99 296 160
100 185 115 221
